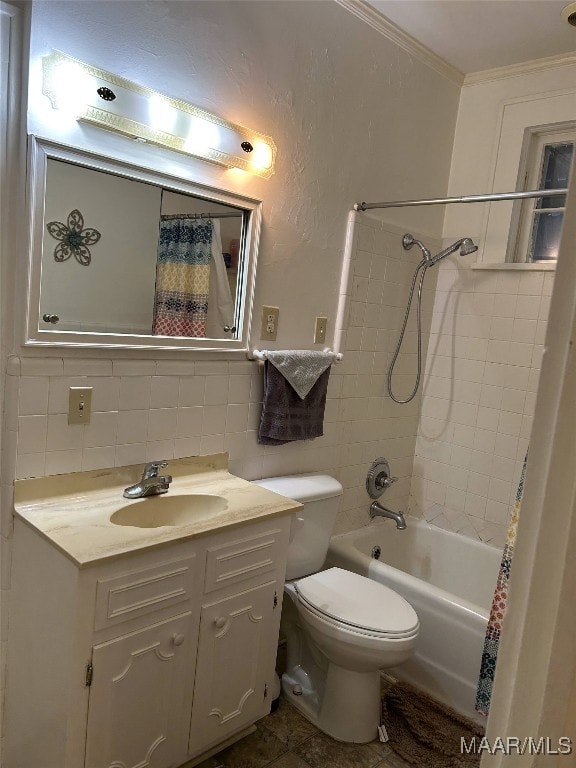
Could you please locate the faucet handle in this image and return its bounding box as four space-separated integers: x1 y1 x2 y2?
377 473 398 490
142 460 168 478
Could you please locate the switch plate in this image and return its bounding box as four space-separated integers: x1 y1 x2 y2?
314 316 328 344
261 306 279 341
68 387 93 425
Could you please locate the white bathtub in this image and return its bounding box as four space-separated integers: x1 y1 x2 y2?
326 518 501 722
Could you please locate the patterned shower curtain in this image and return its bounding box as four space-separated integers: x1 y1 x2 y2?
152 216 213 337
475 455 527 715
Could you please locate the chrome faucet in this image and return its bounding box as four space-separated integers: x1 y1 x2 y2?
123 460 173 499
369 501 407 530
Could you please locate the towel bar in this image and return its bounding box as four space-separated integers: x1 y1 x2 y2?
249 349 343 362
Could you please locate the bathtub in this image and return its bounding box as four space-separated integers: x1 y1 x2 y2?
326 518 502 722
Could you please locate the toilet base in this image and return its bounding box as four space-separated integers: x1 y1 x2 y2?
282 663 381 743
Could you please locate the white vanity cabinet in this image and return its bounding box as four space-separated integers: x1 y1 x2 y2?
5 514 292 768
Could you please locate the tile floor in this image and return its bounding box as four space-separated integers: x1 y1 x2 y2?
191 696 411 768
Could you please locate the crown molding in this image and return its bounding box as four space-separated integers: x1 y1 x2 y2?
464 51 576 87
335 0 464 87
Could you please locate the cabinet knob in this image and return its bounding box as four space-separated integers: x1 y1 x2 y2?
214 617 227 629
172 633 185 646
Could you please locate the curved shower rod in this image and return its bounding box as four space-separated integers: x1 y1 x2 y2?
354 187 568 211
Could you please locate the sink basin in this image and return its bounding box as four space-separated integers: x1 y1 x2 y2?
110 494 228 528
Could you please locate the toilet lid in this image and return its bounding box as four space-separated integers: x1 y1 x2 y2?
295 567 419 637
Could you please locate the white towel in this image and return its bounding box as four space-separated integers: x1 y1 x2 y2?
265 350 334 399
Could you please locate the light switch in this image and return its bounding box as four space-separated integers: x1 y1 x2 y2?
68 387 93 425
314 316 328 344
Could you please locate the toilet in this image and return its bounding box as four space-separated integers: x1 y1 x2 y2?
254 473 419 743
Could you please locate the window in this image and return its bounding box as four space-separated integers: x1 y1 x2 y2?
508 125 575 263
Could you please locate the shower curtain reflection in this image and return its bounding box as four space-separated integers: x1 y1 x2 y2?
152 215 235 338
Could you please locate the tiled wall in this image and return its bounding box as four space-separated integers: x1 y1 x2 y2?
8 215 436 530
410 260 554 547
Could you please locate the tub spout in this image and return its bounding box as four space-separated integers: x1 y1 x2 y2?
369 501 407 529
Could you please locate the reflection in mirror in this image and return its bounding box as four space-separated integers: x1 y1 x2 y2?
27 138 262 352
40 159 245 339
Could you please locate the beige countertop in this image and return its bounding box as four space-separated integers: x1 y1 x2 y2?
14 453 301 568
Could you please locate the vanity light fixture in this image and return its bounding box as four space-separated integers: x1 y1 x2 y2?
42 51 276 178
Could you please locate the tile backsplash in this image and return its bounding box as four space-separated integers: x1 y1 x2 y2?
9 216 434 540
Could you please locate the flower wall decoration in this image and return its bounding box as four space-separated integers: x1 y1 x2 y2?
46 209 101 266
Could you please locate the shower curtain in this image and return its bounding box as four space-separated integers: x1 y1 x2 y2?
475 455 527 715
152 216 213 337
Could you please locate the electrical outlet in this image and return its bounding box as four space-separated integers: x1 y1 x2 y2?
68 387 93 425
314 316 328 344
261 306 279 341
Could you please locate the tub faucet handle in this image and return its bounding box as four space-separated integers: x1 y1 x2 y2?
377 472 397 490
366 457 397 499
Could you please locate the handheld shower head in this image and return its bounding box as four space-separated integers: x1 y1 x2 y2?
460 238 478 256
403 233 431 262
431 237 478 264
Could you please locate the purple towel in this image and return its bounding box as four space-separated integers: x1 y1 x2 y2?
258 360 331 445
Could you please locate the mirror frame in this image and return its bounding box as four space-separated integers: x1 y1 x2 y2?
25 136 262 353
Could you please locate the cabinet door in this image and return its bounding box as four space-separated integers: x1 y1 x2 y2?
85 612 193 768
189 580 279 755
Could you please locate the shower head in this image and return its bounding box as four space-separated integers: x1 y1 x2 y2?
431 237 478 264
402 233 431 262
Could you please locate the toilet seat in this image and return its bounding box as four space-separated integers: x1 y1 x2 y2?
294 567 419 639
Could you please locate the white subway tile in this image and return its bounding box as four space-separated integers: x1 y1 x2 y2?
494 432 518 460
15 452 46 480
44 449 82 476
83 412 118 448
480 384 503 410
179 376 206 407
485 499 510 525
500 388 526 414
514 295 540 320
17 415 47 454
145 440 175 461
20 358 64 376
476 406 500 432
174 437 201 458
115 442 147 466
63 358 113 377
147 408 178 442
117 410 149 445
113 360 157 376
511 318 537 344
464 492 487 519
202 405 227 435
119 376 151 411
150 377 180 409
226 403 249 434
204 376 230 406
91 377 121 413
497 410 522 437
19 377 49 416
489 316 513 342
82 446 116 472
473 428 497 453
46 414 84 452
200 434 225 454
492 294 518 318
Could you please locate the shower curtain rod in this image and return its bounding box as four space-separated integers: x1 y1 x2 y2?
353 187 568 211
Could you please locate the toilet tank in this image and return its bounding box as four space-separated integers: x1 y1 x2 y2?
253 474 343 580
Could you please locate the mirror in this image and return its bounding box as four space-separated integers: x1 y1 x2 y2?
26 138 262 352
